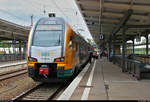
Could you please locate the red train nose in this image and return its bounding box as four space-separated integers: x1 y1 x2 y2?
39 68 49 75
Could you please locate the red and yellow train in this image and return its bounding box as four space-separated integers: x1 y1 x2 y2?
27 17 93 82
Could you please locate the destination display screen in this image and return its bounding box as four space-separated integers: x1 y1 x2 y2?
36 25 62 30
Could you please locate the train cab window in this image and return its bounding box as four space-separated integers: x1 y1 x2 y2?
69 36 73 49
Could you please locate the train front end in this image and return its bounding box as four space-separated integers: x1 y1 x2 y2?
27 17 67 82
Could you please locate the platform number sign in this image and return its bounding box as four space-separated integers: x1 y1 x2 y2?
99 34 104 40
12 40 16 44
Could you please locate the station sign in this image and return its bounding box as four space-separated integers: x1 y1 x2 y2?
99 34 104 40
12 40 16 44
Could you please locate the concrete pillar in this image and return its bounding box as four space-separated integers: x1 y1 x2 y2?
122 27 126 72
22 44 24 59
12 40 15 55
19 41 22 60
115 45 121 54
113 35 116 56
146 34 149 56
11 40 16 61
132 38 134 54
112 35 116 64
109 35 112 61
19 41 21 55
23 42 27 59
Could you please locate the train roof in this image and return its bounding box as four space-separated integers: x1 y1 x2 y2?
39 17 65 20
37 17 66 25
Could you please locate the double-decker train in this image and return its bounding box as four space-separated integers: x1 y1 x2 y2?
27 17 93 82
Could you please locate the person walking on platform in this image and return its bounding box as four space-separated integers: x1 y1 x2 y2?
89 51 93 63
100 51 103 59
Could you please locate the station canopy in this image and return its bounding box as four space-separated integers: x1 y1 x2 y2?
0 18 30 41
76 0 150 46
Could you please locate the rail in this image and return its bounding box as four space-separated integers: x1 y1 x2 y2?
13 82 66 100
0 69 27 81
0 61 26 68
0 62 27 81
0 54 25 62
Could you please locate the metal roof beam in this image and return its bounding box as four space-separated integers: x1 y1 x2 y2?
112 9 133 36
116 34 135 37
103 10 149 21
104 0 150 6
0 29 28 37
0 18 30 31
126 25 150 28
103 2 150 12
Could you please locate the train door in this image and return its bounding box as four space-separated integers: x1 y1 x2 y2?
76 42 80 65
72 35 78 66
68 36 73 66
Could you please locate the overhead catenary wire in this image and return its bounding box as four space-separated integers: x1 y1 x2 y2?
20 0 53 25
26 0 73 24
0 9 29 22
23 0 47 15
51 0 85 34
23 0 88 37
27 0 77 18
51 0 71 23
0 0 49 26
0 0 90 39
0 1 42 26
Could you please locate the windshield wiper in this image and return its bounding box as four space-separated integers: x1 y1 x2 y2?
58 34 61 44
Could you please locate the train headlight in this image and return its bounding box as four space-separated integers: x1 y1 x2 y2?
54 57 64 62
55 58 60 62
28 57 37 62
60 58 64 61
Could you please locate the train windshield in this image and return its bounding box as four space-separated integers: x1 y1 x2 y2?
32 24 62 47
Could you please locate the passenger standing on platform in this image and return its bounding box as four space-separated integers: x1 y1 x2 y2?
89 51 93 63
100 52 102 59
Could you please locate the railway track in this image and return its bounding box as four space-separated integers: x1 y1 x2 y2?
12 74 77 100
13 83 63 100
0 68 27 81
12 62 88 101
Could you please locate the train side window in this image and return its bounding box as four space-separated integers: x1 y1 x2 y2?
76 43 78 51
70 36 72 41
69 36 73 49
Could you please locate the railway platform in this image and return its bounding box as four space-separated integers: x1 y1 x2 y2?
0 60 26 75
58 57 150 100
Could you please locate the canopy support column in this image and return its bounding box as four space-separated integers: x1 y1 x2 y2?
109 35 112 62
146 34 149 56
113 34 116 64
122 27 127 72
132 38 134 54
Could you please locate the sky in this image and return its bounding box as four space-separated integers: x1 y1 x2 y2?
0 0 93 41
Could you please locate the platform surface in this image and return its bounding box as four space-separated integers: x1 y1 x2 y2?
0 60 26 67
0 60 26 75
58 57 150 100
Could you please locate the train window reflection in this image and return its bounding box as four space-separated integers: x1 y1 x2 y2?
33 31 61 47
69 41 72 49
